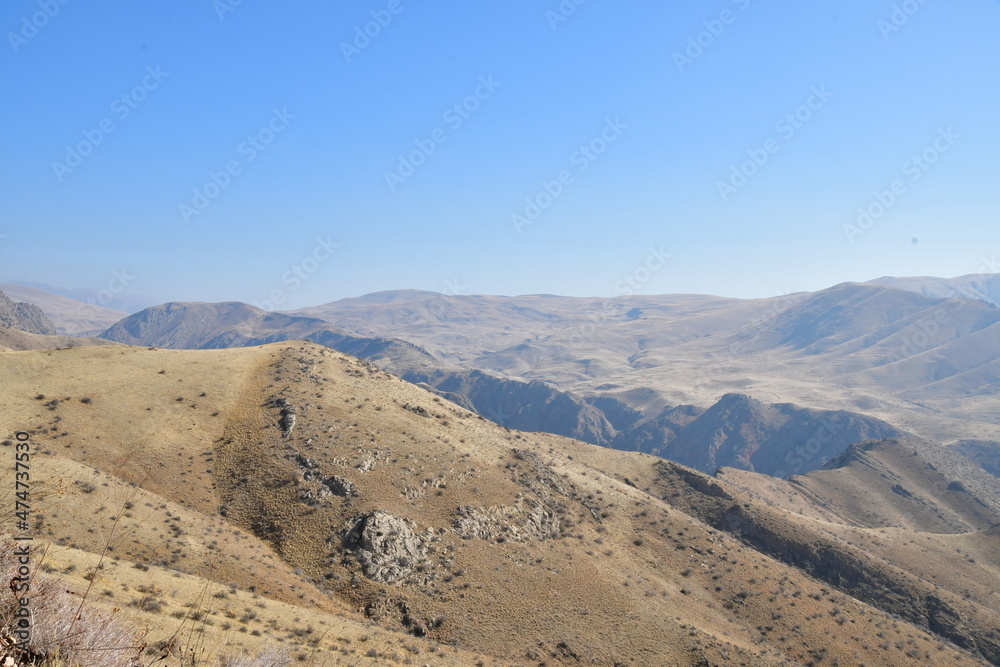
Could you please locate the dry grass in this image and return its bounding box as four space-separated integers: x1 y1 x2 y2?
0 341 995 665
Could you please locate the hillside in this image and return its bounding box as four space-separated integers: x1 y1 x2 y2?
4 280 156 314
955 440 1000 477
619 392 906 477
2 342 994 665
622 437 1000 663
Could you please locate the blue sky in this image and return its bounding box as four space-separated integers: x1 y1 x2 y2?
2 0 998 308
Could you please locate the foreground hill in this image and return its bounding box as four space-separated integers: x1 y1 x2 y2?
625 437 1000 663
0 283 128 335
2 342 994 664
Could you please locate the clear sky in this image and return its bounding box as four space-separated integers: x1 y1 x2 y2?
2 0 998 308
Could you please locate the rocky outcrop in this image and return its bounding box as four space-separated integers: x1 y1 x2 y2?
270 397 297 437
340 511 431 585
0 290 56 335
453 500 560 542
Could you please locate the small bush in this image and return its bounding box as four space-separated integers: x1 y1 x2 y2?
0 532 141 667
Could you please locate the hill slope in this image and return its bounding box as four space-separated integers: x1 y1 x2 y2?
2 342 992 665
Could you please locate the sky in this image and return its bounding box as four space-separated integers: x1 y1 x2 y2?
2 0 998 309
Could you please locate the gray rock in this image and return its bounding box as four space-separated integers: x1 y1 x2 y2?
323 475 359 498
341 510 429 584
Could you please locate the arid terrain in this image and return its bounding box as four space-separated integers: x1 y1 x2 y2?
1 282 999 665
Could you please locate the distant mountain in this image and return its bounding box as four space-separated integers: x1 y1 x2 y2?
6 280 157 314
869 273 1000 307
403 368 618 446
99 301 438 374
0 289 56 335
612 393 905 477
290 282 1000 446
0 283 128 335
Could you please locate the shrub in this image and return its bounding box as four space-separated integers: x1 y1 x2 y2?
0 532 142 667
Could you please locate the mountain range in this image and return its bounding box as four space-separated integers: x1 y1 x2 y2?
1 276 999 664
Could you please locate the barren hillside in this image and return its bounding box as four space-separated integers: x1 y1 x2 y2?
1 341 995 665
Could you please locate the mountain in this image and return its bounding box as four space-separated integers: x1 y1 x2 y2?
5 279 157 313
0 341 993 665
613 393 906 477
99 301 438 374
0 288 57 334
869 273 1000 307
100 301 904 478
289 283 1000 446
402 368 618 445
0 282 128 335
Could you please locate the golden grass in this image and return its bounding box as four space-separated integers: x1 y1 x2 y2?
0 341 994 665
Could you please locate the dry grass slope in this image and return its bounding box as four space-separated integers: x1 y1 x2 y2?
0 341 995 665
